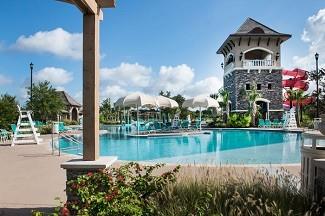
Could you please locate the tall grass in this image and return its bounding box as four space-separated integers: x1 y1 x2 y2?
151 166 310 216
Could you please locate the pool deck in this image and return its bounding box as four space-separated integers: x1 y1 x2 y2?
0 132 302 215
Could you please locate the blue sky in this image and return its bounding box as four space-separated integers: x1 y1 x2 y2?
0 0 324 104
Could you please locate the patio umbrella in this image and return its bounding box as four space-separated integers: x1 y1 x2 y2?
182 96 219 130
155 96 179 108
114 93 157 134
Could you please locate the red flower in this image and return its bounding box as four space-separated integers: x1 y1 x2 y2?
60 207 70 216
87 172 93 177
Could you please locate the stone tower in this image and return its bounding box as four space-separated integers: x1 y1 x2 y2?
217 18 291 120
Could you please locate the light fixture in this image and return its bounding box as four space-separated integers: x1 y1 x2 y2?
276 52 280 61
221 62 224 69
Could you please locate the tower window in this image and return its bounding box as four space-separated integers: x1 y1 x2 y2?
268 83 272 90
246 84 251 90
257 84 262 90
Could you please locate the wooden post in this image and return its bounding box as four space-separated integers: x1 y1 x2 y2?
83 13 100 161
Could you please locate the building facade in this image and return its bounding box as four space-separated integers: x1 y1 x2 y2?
217 18 291 119
57 91 82 122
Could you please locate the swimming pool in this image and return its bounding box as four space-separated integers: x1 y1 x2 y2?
58 128 302 165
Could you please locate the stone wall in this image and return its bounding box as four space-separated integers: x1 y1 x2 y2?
224 69 283 117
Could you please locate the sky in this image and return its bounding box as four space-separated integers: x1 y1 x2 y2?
0 0 325 104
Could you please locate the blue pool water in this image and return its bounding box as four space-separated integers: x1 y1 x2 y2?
58 128 302 165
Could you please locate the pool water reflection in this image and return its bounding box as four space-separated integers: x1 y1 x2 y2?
59 128 301 165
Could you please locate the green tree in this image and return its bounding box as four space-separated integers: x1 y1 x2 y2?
287 89 306 126
240 84 261 126
172 94 188 119
100 98 112 121
309 68 325 116
26 81 64 122
218 88 230 123
159 90 171 98
0 94 18 130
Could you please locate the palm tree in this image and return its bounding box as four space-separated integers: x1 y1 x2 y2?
240 83 261 126
288 89 305 127
218 88 230 123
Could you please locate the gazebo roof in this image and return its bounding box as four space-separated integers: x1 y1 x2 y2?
57 91 82 107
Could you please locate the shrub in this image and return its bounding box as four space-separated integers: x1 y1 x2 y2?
152 168 311 216
38 124 53 134
65 162 179 216
228 113 251 128
63 119 79 126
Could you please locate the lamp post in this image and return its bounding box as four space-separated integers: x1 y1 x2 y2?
315 53 319 118
30 62 34 105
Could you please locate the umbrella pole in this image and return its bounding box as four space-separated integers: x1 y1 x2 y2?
199 107 202 130
137 105 139 135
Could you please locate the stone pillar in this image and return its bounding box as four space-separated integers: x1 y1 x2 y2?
83 13 100 161
61 157 117 202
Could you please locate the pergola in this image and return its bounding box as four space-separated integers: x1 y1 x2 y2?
58 0 115 161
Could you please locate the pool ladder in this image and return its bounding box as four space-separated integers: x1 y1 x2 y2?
53 132 83 156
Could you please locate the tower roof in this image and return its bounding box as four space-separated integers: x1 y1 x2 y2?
217 18 291 54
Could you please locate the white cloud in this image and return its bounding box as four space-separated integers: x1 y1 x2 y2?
101 85 128 101
155 64 195 94
0 74 12 85
293 9 325 69
101 63 152 88
12 28 82 60
34 67 73 85
184 76 223 97
55 86 66 91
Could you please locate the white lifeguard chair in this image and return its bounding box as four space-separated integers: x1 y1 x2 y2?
283 108 297 129
11 106 40 146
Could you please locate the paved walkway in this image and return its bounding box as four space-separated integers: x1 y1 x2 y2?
0 136 72 215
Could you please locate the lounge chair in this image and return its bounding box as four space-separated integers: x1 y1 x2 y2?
0 129 11 142
258 119 265 128
264 119 272 128
271 119 281 128
181 120 190 130
11 124 17 133
59 122 72 132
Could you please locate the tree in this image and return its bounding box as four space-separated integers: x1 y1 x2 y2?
159 90 171 98
172 94 188 119
218 88 230 123
309 68 325 116
100 98 112 121
0 94 18 130
286 89 306 126
240 84 261 126
26 81 64 122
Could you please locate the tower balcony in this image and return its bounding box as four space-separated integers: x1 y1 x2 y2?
242 59 275 68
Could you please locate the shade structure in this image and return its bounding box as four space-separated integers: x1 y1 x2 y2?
155 96 179 108
114 93 157 134
182 96 219 130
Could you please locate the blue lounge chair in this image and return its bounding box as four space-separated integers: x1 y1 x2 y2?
258 119 265 128
181 120 190 129
264 119 272 128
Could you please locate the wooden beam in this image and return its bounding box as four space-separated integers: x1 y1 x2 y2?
230 40 235 47
238 37 241 46
267 37 270 46
248 37 251 46
225 46 230 53
60 0 98 14
223 48 227 55
227 42 232 50
276 38 280 46
257 37 261 46
96 0 115 8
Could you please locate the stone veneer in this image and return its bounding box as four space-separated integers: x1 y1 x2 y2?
224 69 283 119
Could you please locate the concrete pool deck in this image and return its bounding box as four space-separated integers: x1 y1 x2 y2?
0 134 301 215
